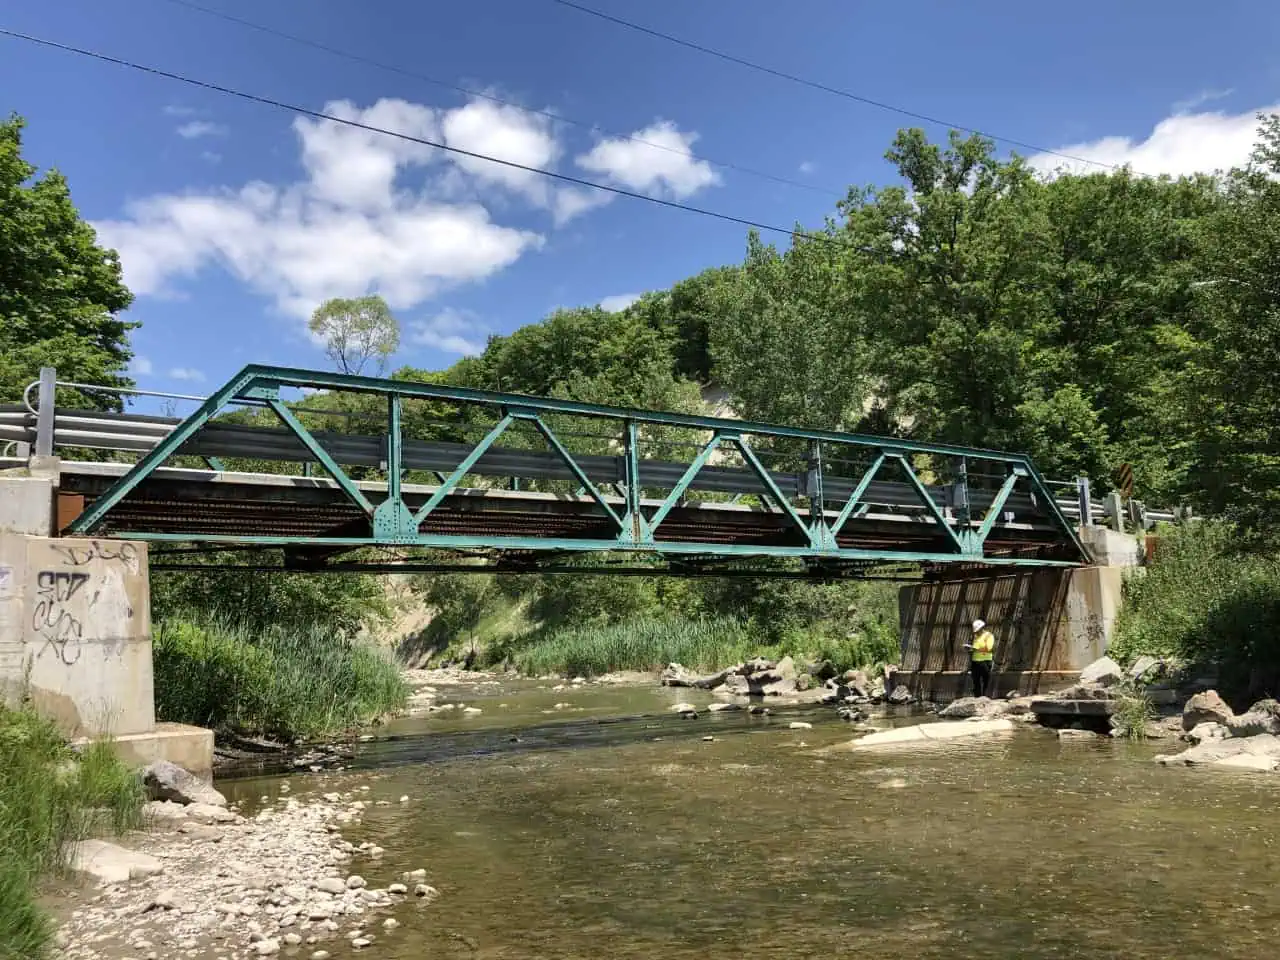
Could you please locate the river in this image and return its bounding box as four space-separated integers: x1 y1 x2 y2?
221 677 1280 960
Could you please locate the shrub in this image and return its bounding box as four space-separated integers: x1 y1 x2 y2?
1113 521 1280 702
0 706 143 959
153 619 408 741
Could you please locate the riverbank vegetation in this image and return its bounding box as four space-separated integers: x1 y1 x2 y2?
0 706 144 959
7 109 1280 697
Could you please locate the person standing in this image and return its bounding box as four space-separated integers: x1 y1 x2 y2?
964 618 995 698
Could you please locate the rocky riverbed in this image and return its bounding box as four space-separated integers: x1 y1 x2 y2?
56 766 440 960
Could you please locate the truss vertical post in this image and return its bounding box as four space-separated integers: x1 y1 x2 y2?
35 366 55 458
372 393 418 542
953 456 971 531
806 440 830 546
622 419 646 543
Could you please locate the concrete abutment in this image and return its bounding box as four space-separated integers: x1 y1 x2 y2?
0 474 212 777
896 525 1143 700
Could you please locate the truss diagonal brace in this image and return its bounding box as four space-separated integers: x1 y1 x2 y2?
512 408 625 533
647 431 725 535
268 399 375 515
412 414 514 525
733 437 812 545
892 452 965 554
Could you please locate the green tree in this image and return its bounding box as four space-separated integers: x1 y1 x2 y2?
1182 114 1280 535
0 115 134 408
309 295 400 376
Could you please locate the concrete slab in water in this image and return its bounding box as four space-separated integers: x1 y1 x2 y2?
851 718 1015 748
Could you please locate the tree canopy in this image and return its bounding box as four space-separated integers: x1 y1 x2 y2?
308 295 401 376
0 115 134 409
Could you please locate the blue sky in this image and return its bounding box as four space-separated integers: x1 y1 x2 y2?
3 0 1279 405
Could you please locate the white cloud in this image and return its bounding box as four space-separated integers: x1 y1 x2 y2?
96 97 546 320
798 160 816 175
600 293 641 312
576 121 719 199
441 99 560 204
1173 88 1234 114
163 105 198 117
128 355 153 376
410 307 485 356
177 121 228 140
1029 103 1280 178
168 367 205 382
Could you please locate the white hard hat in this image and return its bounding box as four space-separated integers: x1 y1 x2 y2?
972 619 985 632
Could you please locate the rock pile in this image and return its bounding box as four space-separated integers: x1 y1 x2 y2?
58 767 439 960
661 656 808 698
1156 691 1280 772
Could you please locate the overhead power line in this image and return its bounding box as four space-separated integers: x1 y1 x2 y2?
0 28 838 243
154 0 844 199
549 0 1123 173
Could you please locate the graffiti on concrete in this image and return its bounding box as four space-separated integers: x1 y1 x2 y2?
30 547 137 666
51 540 140 574
32 570 90 665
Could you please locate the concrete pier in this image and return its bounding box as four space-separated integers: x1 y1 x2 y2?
0 474 212 776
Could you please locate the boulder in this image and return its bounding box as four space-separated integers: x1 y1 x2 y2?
661 662 740 690
1186 721 1229 745
1213 754 1279 772
660 663 695 687
842 669 869 688
1042 683 1123 702
1079 656 1124 687
1057 728 1101 740
1127 655 1163 682
1247 698 1280 717
886 684 913 706
1182 690 1234 731
68 840 164 886
670 702 699 717
143 760 227 807
938 697 1012 720
808 660 839 682
1155 733 1280 767
1226 711 1280 738
795 673 814 692
852 718 1015 748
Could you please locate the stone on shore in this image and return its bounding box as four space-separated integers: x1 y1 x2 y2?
852 718 1015 748
661 662 741 690
938 696 1013 720
1078 656 1124 687
1186 721 1229 744
670 702 698 717
1227 710 1280 738
1126 655 1162 682
1155 732 1280 767
1182 689 1234 731
1213 753 1279 772
886 684 913 706
68 840 164 886
143 760 227 807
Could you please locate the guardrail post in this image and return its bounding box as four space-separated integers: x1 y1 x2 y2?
1103 490 1123 532
35 366 56 458
1076 476 1091 526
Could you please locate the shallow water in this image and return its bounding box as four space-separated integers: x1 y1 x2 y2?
225 680 1280 959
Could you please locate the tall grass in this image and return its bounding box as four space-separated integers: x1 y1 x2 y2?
484 614 901 679
0 706 144 959
491 617 755 678
1113 521 1280 701
153 618 409 742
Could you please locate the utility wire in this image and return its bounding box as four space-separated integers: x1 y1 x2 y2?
0 28 837 243
154 0 845 198
549 0 1123 173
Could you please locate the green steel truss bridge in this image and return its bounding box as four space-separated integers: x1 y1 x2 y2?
1 365 1101 580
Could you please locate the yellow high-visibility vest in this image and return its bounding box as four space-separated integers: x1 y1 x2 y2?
972 629 995 662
